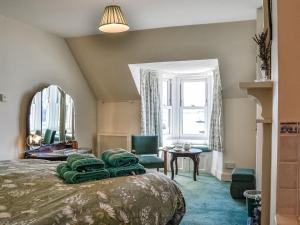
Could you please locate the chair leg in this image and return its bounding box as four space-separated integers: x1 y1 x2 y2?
163 151 168 175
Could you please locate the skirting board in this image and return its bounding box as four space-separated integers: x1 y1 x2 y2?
211 168 232 182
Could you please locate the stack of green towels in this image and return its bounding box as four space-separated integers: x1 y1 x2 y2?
56 154 110 184
101 148 146 178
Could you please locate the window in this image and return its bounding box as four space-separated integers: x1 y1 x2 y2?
162 74 211 144
162 79 172 135
180 79 208 138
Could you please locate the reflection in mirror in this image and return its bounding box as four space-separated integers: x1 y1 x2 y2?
28 85 75 148
65 94 75 141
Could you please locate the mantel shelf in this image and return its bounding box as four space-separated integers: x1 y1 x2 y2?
239 80 273 123
239 81 273 89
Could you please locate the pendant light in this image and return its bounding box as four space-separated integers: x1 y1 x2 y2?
99 5 129 33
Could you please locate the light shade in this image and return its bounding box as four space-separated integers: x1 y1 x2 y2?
99 5 129 33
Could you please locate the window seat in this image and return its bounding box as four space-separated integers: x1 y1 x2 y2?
192 145 211 153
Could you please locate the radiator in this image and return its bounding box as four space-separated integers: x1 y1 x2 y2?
97 133 131 155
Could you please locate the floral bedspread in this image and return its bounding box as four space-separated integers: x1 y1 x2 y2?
0 159 185 225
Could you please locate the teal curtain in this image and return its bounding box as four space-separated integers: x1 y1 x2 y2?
140 69 162 146
209 70 224 152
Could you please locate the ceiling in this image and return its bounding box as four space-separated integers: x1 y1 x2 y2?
0 0 262 37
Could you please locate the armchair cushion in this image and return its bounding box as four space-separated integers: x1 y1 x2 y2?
137 155 164 169
192 145 211 152
131 135 158 155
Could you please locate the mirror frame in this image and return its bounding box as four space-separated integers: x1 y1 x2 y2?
26 85 75 150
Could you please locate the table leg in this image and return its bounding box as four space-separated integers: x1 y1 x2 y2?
170 154 175 180
163 151 168 175
197 155 200 176
192 156 197 181
175 158 178 175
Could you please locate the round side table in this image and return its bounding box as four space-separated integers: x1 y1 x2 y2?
169 148 202 181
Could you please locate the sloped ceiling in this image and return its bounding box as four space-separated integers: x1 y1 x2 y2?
67 21 256 101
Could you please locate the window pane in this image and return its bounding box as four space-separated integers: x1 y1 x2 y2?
182 109 205 135
162 108 171 134
183 81 206 107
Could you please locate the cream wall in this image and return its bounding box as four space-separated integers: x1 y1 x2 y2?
0 15 97 160
67 21 257 101
97 101 141 135
223 98 256 170
68 20 257 175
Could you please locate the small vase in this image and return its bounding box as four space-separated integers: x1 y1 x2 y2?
259 63 271 81
260 69 268 81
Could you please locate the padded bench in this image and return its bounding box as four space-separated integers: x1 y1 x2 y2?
192 145 211 152
230 168 256 199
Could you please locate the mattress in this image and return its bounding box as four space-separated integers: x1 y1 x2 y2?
0 159 185 225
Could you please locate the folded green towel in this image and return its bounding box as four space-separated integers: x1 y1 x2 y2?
63 169 110 184
101 148 139 167
56 163 70 178
57 162 110 184
107 163 146 178
66 154 105 172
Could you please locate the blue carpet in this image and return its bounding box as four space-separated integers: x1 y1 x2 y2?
172 172 247 225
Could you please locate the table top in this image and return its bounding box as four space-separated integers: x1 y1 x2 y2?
168 148 202 154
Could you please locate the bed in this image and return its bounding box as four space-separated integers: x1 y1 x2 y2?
0 159 185 225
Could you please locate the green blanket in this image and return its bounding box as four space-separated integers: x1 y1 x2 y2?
57 163 109 184
101 148 139 167
67 154 105 172
107 163 146 178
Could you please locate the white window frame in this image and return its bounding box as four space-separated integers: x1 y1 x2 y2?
162 78 172 137
179 77 209 140
162 73 212 144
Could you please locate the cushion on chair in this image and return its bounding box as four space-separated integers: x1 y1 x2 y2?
44 129 56 144
192 145 211 152
232 168 255 182
137 155 164 168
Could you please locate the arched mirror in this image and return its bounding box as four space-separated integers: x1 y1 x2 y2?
26 85 75 148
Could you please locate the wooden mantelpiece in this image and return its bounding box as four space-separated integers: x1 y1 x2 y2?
239 81 273 225
240 81 273 123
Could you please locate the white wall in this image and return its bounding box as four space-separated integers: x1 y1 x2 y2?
0 15 97 160
270 0 278 223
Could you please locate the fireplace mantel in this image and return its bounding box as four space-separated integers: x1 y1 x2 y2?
239 80 273 225
240 81 273 124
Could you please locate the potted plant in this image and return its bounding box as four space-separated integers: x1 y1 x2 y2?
253 29 272 80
